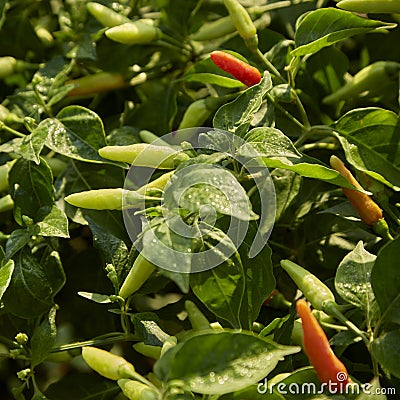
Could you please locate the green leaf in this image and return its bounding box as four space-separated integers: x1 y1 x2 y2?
156 331 300 395
164 165 257 221
78 292 113 304
131 312 171 346
184 73 244 88
40 106 108 163
31 306 57 367
239 224 275 326
213 73 272 137
190 250 245 329
335 242 376 308
335 241 378 322
30 205 70 238
140 216 194 293
2 248 55 318
9 158 54 226
0 258 14 301
42 251 66 297
371 237 400 325
333 107 400 189
5 229 30 260
16 129 48 164
371 329 400 379
292 8 396 56
240 127 356 188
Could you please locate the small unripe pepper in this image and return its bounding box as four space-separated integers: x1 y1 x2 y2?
296 299 350 390
87 2 130 27
185 300 210 330
329 156 383 226
67 72 125 97
323 61 400 105
337 0 400 14
119 254 156 299
118 379 158 400
82 347 136 380
105 21 162 45
223 0 258 50
191 16 236 41
99 143 178 169
210 51 261 87
0 57 17 79
280 260 337 312
133 342 162 359
64 188 157 210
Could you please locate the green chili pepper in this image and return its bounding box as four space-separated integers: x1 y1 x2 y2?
337 0 400 14
280 260 337 312
133 342 162 360
223 0 258 50
87 2 130 27
64 188 160 210
118 379 158 400
323 61 400 105
82 347 136 380
67 72 125 97
185 300 210 331
119 254 156 299
0 161 14 193
0 195 13 213
105 21 162 45
0 57 17 79
136 171 174 195
99 143 178 169
191 16 236 41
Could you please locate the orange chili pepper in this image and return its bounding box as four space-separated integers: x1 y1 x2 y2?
296 299 350 391
210 51 262 87
330 155 382 226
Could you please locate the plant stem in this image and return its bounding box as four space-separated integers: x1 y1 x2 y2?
255 49 285 83
0 123 25 138
324 302 370 346
50 333 138 353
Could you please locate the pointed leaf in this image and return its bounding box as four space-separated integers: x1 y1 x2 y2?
293 8 395 56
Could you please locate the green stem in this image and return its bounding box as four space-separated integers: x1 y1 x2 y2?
324 302 370 346
266 93 305 131
255 49 285 83
50 333 137 353
0 123 25 138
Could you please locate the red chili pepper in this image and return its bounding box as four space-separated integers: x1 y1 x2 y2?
296 299 350 391
210 51 261 87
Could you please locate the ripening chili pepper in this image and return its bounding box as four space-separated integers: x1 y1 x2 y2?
119 254 156 299
210 51 262 87
262 289 278 306
105 21 162 45
87 2 130 27
329 156 383 226
67 72 125 97
223 0 258 50
191 16 236 41
82 347 136 380
185 300 210 331
118 379 159 400
323 61 400 105
337 0 400 14
296 299 350 390
99 143 178 169
280 260 337 312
